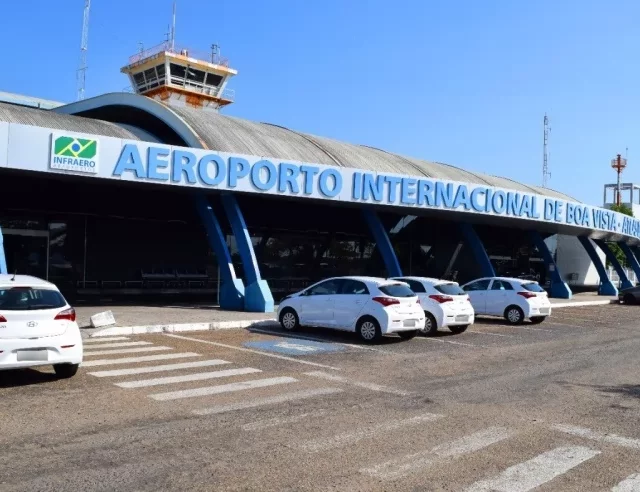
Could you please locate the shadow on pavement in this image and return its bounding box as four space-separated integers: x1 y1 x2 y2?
0 368 58 388
246 325 409 346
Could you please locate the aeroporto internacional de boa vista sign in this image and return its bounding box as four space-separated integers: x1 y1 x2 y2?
1 124 638 240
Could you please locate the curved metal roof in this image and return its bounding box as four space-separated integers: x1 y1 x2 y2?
0 102 140 140
55 93 575 201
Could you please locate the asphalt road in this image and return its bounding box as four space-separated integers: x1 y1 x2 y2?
1 304 640 491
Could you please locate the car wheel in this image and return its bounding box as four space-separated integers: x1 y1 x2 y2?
449 324 468 334
54 363 79 379
504 305 524 325
398 330 418 340
279 308 300 331
623 294 636 305
357 317 382 343
530 316 546 324
421 312 438 336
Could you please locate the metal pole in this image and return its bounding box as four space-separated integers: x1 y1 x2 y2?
83 215 88 287
617 155 622 206
171 2 177 51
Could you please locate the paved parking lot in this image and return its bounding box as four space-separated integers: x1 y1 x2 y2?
1 304 640 491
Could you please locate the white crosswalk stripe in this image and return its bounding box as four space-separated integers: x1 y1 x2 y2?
613 473 640 492
88 359 230 377
115 367 262 388
150 376 299 401
295 413 444 453
361 427 514 480
81 341 153 349
83 336 131 343
242 409 328 432
81 352 201 367
465 446 601 491
551 423 640 450
193 387 343 416
83 346 173 356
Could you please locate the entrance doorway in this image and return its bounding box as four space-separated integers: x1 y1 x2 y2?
3 229 49 279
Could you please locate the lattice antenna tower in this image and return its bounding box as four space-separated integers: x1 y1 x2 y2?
543 113 551 188
77 0 91 101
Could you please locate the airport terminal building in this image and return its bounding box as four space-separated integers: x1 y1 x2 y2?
1 44 640 312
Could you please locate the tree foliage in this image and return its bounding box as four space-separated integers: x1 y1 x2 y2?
607 203 634 267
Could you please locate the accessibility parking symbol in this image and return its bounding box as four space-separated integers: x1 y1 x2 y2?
243 339 346 356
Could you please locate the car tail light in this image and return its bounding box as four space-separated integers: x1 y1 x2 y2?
429 294 453 304
0 315 6 322
372 296 400 307
55 307 76 322
416 298 421 305
517 292 537 299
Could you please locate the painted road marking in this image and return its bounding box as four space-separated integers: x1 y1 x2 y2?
165 333 341 371
613 473 640 492
243 339 345 356
551 424 640 450
295 413 443 452
249 327 391 353
81 352 200 367
361 427 514 480
465 446 600 491
83 336 131 343
150 376 298 401
417 337 488 348
115 367 263 389
79 341 153 349
468 331 515 338
304 370 413 396
193 387 343 416
242 409 328 432
88 359 230 377
83 346 173 356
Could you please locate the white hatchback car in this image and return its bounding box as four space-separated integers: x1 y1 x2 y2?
0 275 83 378
390 277 475 335
277 276 425 342
461 277 552 325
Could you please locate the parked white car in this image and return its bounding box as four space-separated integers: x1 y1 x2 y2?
461 277 551 324
277 276 425 342
390 276 475 335
0 275 83 378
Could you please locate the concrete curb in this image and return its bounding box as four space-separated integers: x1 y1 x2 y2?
84 299 617 338
551 300 617 308
86 319 278 338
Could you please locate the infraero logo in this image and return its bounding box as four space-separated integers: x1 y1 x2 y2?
50 134 99 174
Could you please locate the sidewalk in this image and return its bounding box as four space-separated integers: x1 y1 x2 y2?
79 292 618 339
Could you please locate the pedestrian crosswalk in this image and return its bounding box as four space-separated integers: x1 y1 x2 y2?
80 335 640 490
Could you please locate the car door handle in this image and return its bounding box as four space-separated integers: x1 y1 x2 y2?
355 301 363 305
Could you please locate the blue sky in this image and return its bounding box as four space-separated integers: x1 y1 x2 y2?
1 0 638 205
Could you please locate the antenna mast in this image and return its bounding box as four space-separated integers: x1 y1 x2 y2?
170 1 177 50
542 113 551 188
77 0 91 101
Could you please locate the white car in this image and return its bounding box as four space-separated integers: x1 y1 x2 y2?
461 277 552 325
0 275 83 378
390 276 475 335
277 276 425 342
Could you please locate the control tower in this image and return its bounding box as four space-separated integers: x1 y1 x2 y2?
120 42 237 111
603 183 640 216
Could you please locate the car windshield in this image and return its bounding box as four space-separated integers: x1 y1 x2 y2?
521 282 545 293
379 283 415 298
0 287 67 311
435 283 465 295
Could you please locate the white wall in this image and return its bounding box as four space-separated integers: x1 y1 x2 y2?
554 234 605 287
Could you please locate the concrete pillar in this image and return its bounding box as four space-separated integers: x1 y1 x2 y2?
577 237 618 295
529 231 572 299
593 239 633 290
618 242 640 286
458 223 496 278
362 209 402 277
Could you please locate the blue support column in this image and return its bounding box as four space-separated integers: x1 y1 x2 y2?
618 242 640 286
458 223 496 278
220 193 274 313
593 239 633 290
0 227 6 274
529 231 572 299
194 194 245 311
362 209 403 277
577 237 618 295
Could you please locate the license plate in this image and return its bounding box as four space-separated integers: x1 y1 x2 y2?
403 319 416 327
455 315 469 322
17 349 48 362
539 308 550 315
